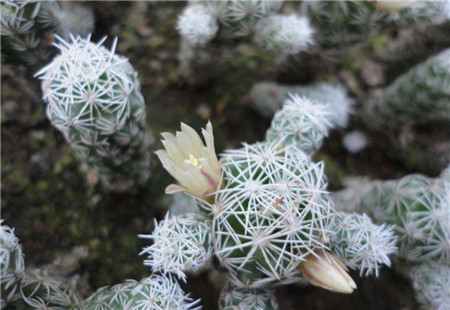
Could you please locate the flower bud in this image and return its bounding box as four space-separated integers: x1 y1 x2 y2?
299 250 357 294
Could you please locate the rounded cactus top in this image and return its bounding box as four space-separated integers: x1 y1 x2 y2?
36 35 145 140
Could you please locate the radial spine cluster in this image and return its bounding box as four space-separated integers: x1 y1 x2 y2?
140 213 213 281
329 212 397 277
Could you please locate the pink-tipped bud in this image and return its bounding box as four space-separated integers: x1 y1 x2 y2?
299 250 357 294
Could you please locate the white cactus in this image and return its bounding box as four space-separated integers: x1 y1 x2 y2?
36 35 151 189
140 213 213 281
255 14 314 56
266 95 333 155
177 4 219 46
329 212 397 277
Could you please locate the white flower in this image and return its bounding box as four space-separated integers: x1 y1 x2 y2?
156 121 221 202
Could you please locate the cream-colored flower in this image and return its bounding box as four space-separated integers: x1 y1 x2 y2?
156 121 221 202
299 250 357 294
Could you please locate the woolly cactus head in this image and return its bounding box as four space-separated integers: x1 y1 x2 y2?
218 282 278 310
255 14 314 56
329 212 397 277
81 275 199 310
0 220 25 308
342 131 367 154
210 142 334 287
177 4 218 46
266 95 333 155
410 263 450 310
140 213 213 281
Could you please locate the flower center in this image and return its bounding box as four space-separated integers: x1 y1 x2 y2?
185 154 204 168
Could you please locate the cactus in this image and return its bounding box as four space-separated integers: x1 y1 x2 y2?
410 263 450 310
365 49 450 133
254 13 314 56
329 212 397 277
140 213 213 281
0 220 25 308
333 173 450 263
218 282 278 310
211 142 334 287
14 272 80 309
1 0 94 68
80 275 200 310
36 35 152 189
266 95 333 155
176 4 218 46
306 0 383 55
249 81 353 128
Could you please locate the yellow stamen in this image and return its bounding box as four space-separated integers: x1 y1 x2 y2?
185 154 203 168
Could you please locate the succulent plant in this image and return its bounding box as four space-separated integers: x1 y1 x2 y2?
254 13 314 56
249 81 353 128
36 35 152 189
333 172 450 263
80 275 200 310
410 262 450 310
177 4 218 46
140 213 213 281
1 0 94 68
0 220 25 308
218 282 278 310
365 49 450 133
266 95 333 155
329 212 397 277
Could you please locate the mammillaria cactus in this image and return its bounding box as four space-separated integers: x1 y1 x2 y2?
177 4 218 46
149 117 398 306
266 95 333 155
140 213 213 281
0 220 25 308
1 0 94 68
329 212 397 277
254 13 314 56
218 282 277 310
410 263 450 310
36 35 152 189
333 172 450 264
365 49 450 133
80 275 200 310
249 81 353 128
212 142 334 287
342 131 368 154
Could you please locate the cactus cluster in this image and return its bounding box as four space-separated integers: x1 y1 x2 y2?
177 1 313 56
1 0 94 68
80 275 199 310
333 172 450 263
146 92 398 307
36 35 152 189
